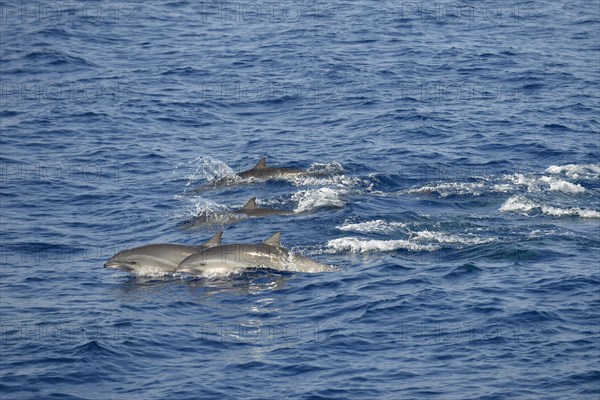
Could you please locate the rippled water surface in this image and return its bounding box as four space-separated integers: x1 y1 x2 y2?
1 1 599 399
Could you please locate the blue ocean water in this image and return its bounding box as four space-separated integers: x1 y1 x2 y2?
1 0 599 398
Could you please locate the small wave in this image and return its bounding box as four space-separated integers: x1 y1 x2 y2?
74 340 118 356
337 219 407 233
412 230 495 245
527 228 574 238
539 176 585 193
327 237 441 253
491 183 514 192
444 263 483 278
288 173 367 189
503 173 542 192
177 197 244 226
293 188 346 213
540 206 600 218
307 161 344 175
402 181 487 197
179 156 238 186
500 195 600 218
328 226 495 253
505 174 586 193
399 164 595 198
160 66 206 76
500 195 538 213
186 197 229 219
545 163 600 180
24 49 95 67
544 123 572 131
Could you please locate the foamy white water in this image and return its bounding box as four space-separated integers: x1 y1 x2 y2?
412 230 495 245
293 188 346 213
545 163 600 180
327 237 442 253
506 174 586 194
337 219 408 233
500 195 600 218
403 181 488 197
186 156 239 185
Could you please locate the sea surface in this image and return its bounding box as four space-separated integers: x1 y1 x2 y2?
1 1 599 399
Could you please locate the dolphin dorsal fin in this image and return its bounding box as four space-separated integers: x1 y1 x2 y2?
253 157 267 169
264 232 281 246
204 231 223 247
242 197 257 210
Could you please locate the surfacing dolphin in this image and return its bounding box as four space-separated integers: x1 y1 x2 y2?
183 197 296 228
192 157 340 192
233 197 295 218
104 232 223 275
237 157 305 180
177 232 336 275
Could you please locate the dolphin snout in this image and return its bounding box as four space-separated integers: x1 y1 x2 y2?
104 261 131 271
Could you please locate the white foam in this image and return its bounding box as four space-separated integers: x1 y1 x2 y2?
337 220 407 233
491 183 513 192
188 198 229 218
548 180 586 193
293 188 346 213
289 174 366 188
538 176 586 193
500 195 541 213
539 205 600 218
545 163 600 180
403 181 486 197
307 161 344 175
412 230 495 245
500 195 600 218
527 229 564 238
180 197 244 224
504 174 586 194
184 156 238 185
327 237 441 253
504 173 539 192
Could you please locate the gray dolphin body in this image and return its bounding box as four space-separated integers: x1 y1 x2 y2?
193 157 329 192
184 197 295 228
104 232 223 275
237 158 305 180
233 197 295 218
177 232 336 275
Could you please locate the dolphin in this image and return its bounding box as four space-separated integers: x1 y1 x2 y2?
104 231 223 275
233 197 295 217
183 197 296 228
192 157 339 192
237 158 305 180
176 232 336 275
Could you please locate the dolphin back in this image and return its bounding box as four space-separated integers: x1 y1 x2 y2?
177 242 336 274
238 157 305 179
